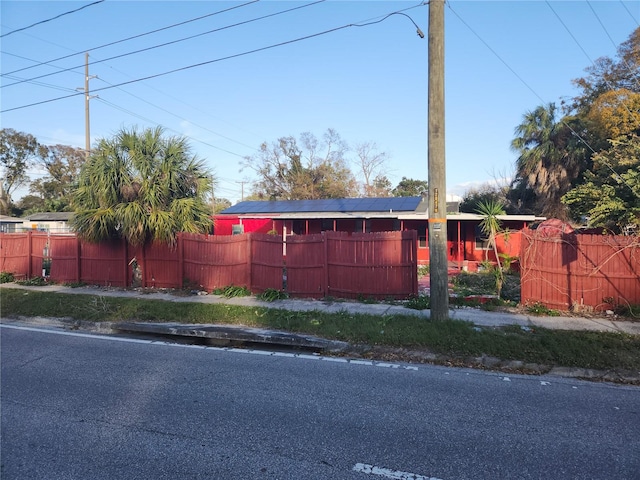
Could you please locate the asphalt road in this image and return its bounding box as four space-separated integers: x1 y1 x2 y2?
1 324 639 480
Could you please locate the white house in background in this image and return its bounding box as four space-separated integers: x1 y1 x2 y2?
22 212 75 233
0 215 25 233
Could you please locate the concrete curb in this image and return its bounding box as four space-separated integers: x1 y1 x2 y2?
3 315 639 384
114 321 350 352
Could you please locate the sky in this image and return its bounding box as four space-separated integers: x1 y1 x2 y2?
1 0 638 205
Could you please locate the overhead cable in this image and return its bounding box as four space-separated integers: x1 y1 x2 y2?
448 2 638 199
1 0 326 88
1 0 105 38
1 0 260 76
1 4 427 113
586 0 640 89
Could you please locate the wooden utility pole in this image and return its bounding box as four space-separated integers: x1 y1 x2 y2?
428 0 449 320
81 52 97 159
236 180 248 201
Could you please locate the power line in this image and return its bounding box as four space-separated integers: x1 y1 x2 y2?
546 1 638 118
620 0 640 26
96 97 247 158
1 1 105 38
1 0 326 88
448 2 639 199
446 4 542 104
2 49 260 151
1 0 260 77
1 74 77 93
95 77 258 153
1 4 428 113
100 79 258 152
586 0 640 90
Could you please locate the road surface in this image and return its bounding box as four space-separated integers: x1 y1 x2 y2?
1 323 638 479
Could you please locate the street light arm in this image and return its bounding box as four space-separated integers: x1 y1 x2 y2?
352 12 425 39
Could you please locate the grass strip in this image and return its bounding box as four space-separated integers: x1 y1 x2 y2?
2 288 639 371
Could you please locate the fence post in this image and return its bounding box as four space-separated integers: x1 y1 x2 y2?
410 230 418 295
247 233 252 290
76 235 81 283
323 231 329 297
27 230 33 279
141 242 147 288
123 238 129 287
178 232 184 290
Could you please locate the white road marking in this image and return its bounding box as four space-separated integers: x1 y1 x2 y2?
350 360 374 366
503 376 511 382
0 324 417 371
540 381 551 386
353 462 444 480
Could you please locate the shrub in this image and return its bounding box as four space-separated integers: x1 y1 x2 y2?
405 294 430 310
257 288 289 302
417 264 430 277
525 302 560 316
213 285 251 297
1 271 15 283
16 276 48 286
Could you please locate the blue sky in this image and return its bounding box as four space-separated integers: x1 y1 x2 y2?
1 0 638 204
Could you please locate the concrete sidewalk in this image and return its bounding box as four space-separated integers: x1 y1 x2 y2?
2 282 639 336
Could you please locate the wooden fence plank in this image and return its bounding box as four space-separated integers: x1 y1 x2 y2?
521 229 640 311
1 231 419 300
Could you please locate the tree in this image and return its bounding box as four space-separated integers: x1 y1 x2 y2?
72 127 213 246
460 184 508 213
510 103 588 218
570 27 640 113
476 199 506 297
14 195 47 216
354 142 391 197
368 175 393 197
29 144 85 212
585 89 640 140
562 135 640 233
242 129 358 200
0 128 47 213
213 198 232 214
391 177 428 197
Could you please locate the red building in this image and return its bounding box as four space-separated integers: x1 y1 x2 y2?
214 197 542 270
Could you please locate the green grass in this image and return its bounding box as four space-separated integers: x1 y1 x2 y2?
2 288 640 371
212 285 251 297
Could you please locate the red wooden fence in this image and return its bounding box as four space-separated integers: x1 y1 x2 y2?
520 229 640 312
325 231 418 300
0 231 418 299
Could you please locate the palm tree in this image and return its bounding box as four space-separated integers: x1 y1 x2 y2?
72 127 213 246
476 199 506 297
510 103 586 219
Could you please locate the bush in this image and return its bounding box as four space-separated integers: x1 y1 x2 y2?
405 294 430 310
212 285 251 297
16 276 48 286
0 271 15 283
257 288 289 302
417 264 430 277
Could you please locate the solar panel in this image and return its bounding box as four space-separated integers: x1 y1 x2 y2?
218 196 423 215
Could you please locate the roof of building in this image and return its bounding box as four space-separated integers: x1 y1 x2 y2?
0 215 24 223
220 197 425 215
218 197 543 222
24 212 75 222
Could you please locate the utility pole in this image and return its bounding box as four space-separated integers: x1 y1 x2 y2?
428 0 449 320
80 52 97 158
236 180 248 201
